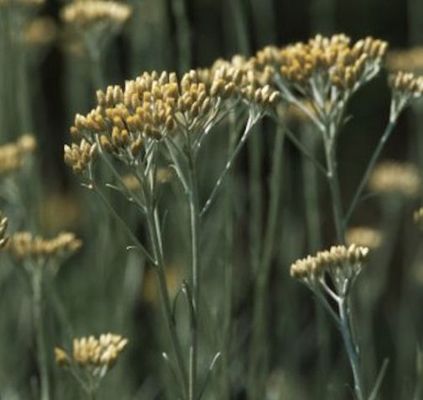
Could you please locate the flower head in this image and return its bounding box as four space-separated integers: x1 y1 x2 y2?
66 64 277 176
0 134 36 176
6 231 82 264
61 1 131 30
368 161 421 198
253 35 387 124
389 71 423 120
346 226 382 249
290 244 369 294
55 333 128 379
23 17 57 47
387 47 423 73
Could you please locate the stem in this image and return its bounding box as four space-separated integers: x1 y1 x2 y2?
201 113 258 217
170 0 191 72
88 388 96 400
338 296 365 400
32 269 50 400
85 37 105 90
344 120 397 226
145 206 189 398
220 111 237 400
301 126 323 252
284 126 327 176
325 136 345 244
186 150 200 400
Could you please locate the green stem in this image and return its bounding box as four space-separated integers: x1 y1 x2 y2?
32 269 50 400
186 151 200 400
325 137 345 244
201 113 258 217
338 296 365 400
344 119 397 226
170 0 191 72
301 127 322 251
220 111 238 400
145 206 189 399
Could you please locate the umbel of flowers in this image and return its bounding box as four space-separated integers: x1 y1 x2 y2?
65 66 279 176
55 333 128 397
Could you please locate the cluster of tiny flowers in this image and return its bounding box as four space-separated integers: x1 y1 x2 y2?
64 139 97 174
23 17 57 47
65 67 279 174
389 71 423 98
389 71 423 119
346 226 382 249
0 213 8 249
290 245 369 288
6 231 82 262
368 161 421 198
414 207 423 228
55 333 128 378
254 34 387 98
0 134 37 176
387 47 423 73
61 1 132 29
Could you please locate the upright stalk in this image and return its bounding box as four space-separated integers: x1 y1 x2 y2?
220 112 238 400
338 296 365 400
323 122 345 244
344 120 397 225
170 0 191 72
301 127 322 252
186 151 200 400
145 202 189 398
32 269 50 400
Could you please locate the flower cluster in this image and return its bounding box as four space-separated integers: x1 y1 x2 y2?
254 35 387 104
368 161 421 198
55 333 128 378
64 139 97 175
23 17 57 48
65 67 279 174
389 71 423 119
387 47 423 73
61 1 132 29
414 207 423 227
290 245 369 292
0 134 37 176
346 226 382 249
6 231 82 263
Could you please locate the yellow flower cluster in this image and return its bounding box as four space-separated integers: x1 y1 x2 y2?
387 47 423 73
24 17 57 47
64 139 97 175
368 161 421 197
0 134 36 176
0 213 8 249
66 67 279 173
6 231 82 262
290 244 369 284
414 207 423 227
346 226 382 249
254 34 387 93
389 71 423 98
55 333 128 375
61 0 132 29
